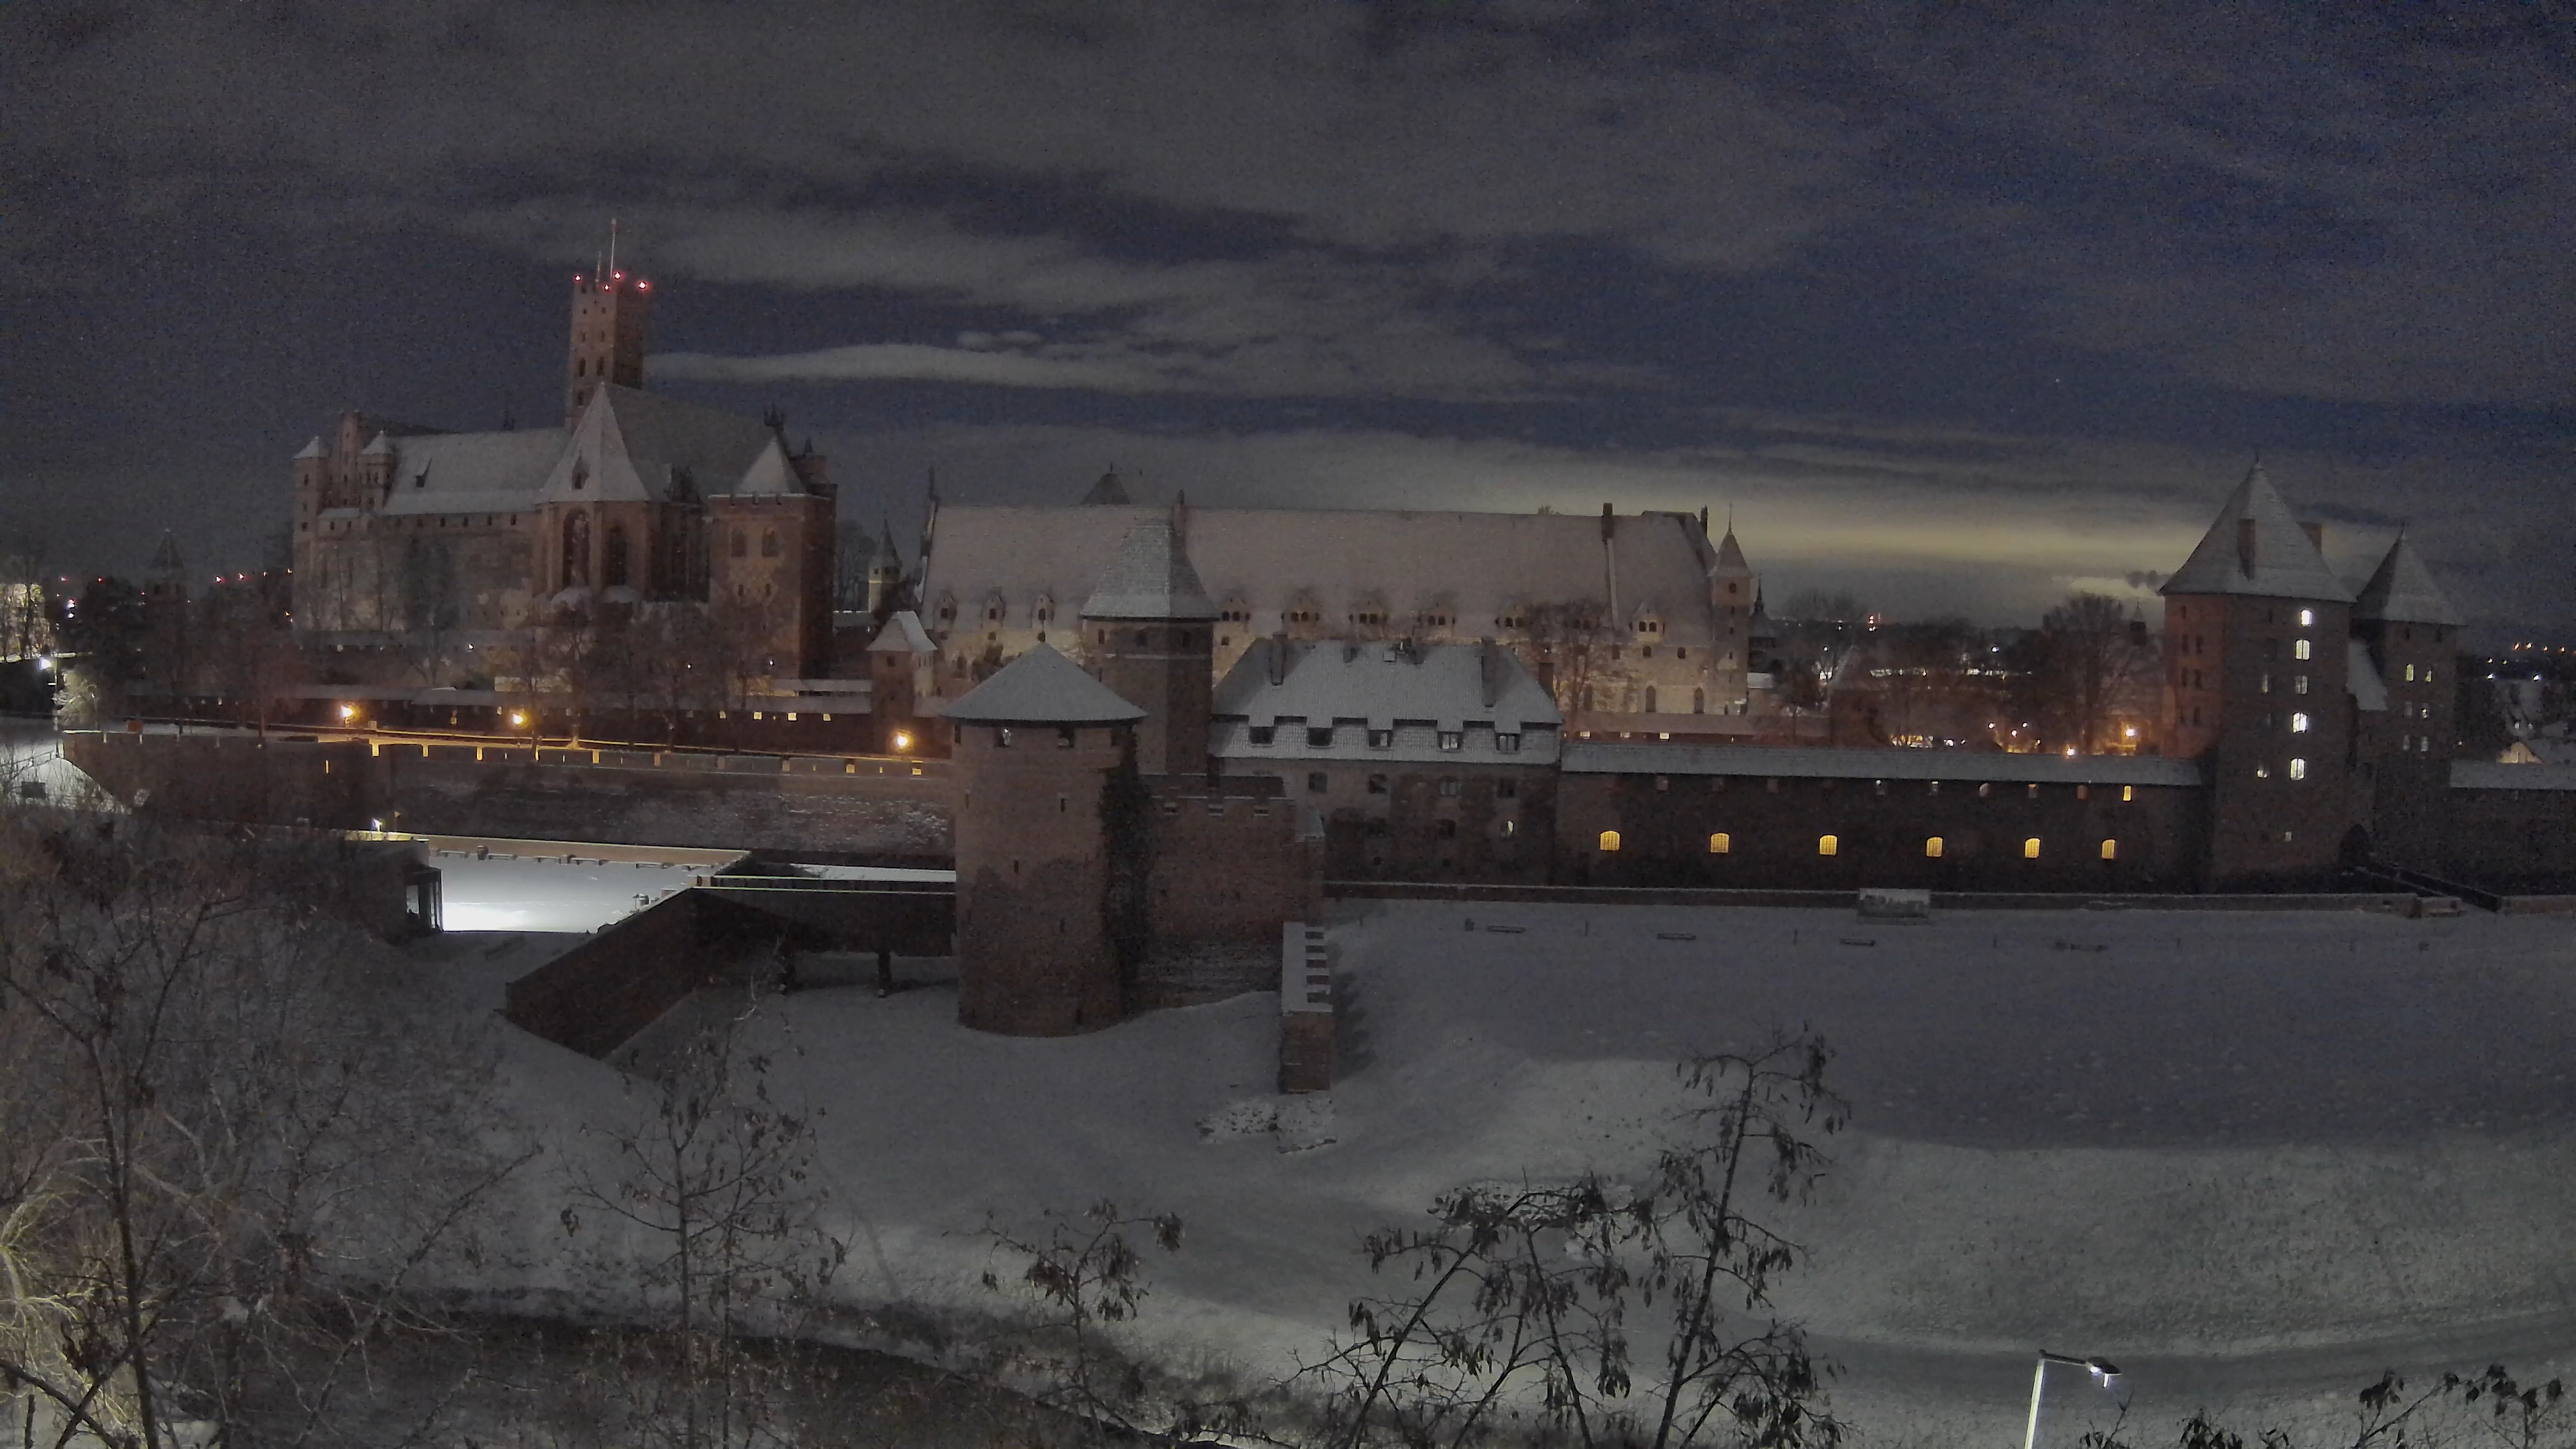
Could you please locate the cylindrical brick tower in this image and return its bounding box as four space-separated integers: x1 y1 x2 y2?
946 643 1147 1035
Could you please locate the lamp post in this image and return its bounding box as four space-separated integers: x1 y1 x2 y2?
2023 1349 2120 1449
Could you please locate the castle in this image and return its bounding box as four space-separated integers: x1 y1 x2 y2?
289 266 840 679
940 468 2574 1035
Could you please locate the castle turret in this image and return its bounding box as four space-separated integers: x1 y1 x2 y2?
1709 518 1757 712
2159 463 2357 885
946 644 1147 1035
566 262 651 427
1079 515 1218 777
2353 530 2466 861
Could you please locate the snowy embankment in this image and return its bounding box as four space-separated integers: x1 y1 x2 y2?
468 899 2576 1442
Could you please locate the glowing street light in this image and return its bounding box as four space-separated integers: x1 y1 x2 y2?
338 703 360 722
2023 1349 2121 1449
890 729 912 752
508 711 528 729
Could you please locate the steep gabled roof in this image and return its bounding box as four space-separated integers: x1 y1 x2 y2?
377 429 570 516
2353 531 2465 626
867 610 938 655
2161 464 2353 602
543 385 796 504
942 643 1145 724
294 437 327 460
1080 518 1220 621
1714 527 1751 573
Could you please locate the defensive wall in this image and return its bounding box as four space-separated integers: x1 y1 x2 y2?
64 730 949 859
1135 777 1321 1005
504 871 955 1058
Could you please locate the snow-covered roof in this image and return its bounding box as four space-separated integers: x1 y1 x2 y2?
2354 532 2465 627
942 643 1145 724
1564 742 2204 787
1715 527 1751 572
868 610 938 655
1214 637 1562 735
924 504 1735 645
2451 761 2576 792
2347 641 2389 712
376 429 570 516
1081 517 1220 621
293 436 326 460
540 384 803 505
2161 464 2354 603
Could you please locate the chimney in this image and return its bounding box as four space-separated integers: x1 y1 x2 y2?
2237 517 2259 576
2301 521 2324 553
1171 490 1189 543
1600 502 1615 542
1268 633 1289 686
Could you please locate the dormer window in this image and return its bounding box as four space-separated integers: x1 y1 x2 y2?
1248 725 1275 746
571 460 588 491
1367 729 1394 749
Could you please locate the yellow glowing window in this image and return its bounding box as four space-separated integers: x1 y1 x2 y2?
2294 639 2312 660
1598 830 1621 852
1925 837 1943 859
2023 837 2042 859
2291 712 2310 733
2121 785 2134 802
1817 834 1839 857
1708 832 1731 854
2298 608 2314 627
2403 663 2416 682
2100 839 2118 861
2289 757 2307 780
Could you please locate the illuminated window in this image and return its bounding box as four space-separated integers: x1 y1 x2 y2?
2294 639 2312 660
2290 757 2307 780
1817 835 1839 857
2424 665 2435 684
1709 832 1731 855
2255 763 2270 779
2295 675 2310 695
2403 663 2416 682
2290 712 2310 733
2121 785 2135 802
1925 837 1943 859
1598 830 1622 852
2023 837 2041 859
2298 608 2314 627
2100 839 2118 861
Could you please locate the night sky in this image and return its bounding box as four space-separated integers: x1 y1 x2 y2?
6 2 2571 630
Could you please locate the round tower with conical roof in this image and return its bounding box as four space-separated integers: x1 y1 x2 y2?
945 643 1147 1035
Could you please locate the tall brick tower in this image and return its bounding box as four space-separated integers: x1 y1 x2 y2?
945 644 1147 1035
2160 464 2357 885
2352 531 2465 863
1709 517 1758 713
566 243 651 427
1079 513 1218 777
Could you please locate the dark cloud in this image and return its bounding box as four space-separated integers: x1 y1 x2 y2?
2 1 2569 629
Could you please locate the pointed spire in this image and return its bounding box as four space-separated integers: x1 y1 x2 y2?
294 436 326 460
2161 461 2353 602
2355 529 2464 625
1081 517 1219 622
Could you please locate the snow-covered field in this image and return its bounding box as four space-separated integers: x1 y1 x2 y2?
469 897 2576 1446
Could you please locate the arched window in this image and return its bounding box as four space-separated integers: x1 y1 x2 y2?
1597 830 1621 852
560 511 591 588
1709 832 1730 854
1817 835 1838 857
1693 688 1706 714
1644 686 1658 713
730 529 747 559
2290 712 2310 733
2293 639 2312 660
602 524 629 588
761 529 780 558
1925 837 1943 859
2289 757 2308 780
2023 837 2042 859
2100 839 2118 861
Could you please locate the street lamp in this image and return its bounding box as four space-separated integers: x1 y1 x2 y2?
2024 1349 2120 1449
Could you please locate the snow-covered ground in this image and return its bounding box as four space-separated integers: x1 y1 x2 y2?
433 853 706 932
470 897 2576 1446
0 716 113 807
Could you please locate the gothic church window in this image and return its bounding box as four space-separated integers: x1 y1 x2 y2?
603 525 629 588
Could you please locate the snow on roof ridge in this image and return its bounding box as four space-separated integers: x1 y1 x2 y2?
943 643 1146 724
2161 463 2353 603
2353 530 2464 626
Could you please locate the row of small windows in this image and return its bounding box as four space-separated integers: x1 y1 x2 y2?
1599 830 2116 861
1249 723 1518 753
1631 775 2138 802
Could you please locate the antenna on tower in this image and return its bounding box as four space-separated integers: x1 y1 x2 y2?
608 217 619 278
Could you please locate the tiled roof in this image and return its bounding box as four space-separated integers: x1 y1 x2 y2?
2354 532 2465 626
1214 637 1561 734
923 504 1735 647
1562 741 2204 786
942 643 1145 724
1080 518 1220 621
377 429 569 516
2162 464 2353 602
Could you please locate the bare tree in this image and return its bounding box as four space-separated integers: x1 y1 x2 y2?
0 815 531 1449
1313 1030 1847 1449
981 1201 1186 1444
563 996 845 1449
2035 593 2158 755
